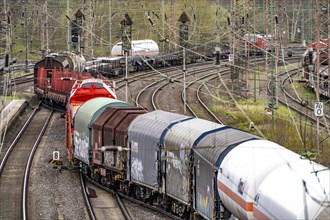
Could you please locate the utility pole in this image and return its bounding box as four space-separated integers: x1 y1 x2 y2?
178 12 190 115
245 1 250 92
266 0 277 127
3 0 12 96
271 0 276 127
301 2 305 45
90 0 94 57
230 0 247 95
230 0 238 84
253 0 257 102
265 0 269 86
41 1 49 57
319 1 328 40
318 1 330 99
274 7 280 111
24 0 28 72
170 0 175 51
328 2 330 98
108 0 112 53
83 0 93 56
315 0 321 154
162 0 165 54
216 0 221 68
121 13 133 103
308 0 314 44
75 9 83 53
67 0 70 51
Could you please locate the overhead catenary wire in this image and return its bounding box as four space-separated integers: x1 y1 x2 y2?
130 6 329 145
32 2 328 146
2 1 329 149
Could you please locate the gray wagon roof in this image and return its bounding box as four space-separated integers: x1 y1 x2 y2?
194 127 260 168
162 117 225 150
128 110 192 138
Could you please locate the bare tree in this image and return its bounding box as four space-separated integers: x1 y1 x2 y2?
283 0 302 42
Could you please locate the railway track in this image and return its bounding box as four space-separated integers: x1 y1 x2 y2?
11 73 34 86
0 103 53 219
134 55 302 114
135 64 218 112
0 53 314 220
279 70 330 130
114 61 214 102
80 171 131 220
183 68 229 124
85 176 178 220
278 68 330 132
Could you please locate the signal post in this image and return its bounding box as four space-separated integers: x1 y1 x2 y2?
121 13 133 103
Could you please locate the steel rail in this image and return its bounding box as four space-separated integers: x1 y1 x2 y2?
22 109 53 220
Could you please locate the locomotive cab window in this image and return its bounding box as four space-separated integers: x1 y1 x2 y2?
81 82 103 88
47 70 53 86
248 36 256 42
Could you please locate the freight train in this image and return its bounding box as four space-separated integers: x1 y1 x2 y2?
34 40 227 107
85 39 160 76
302 43 329 98
34 52 116 107
87 39 229 75
67 97 330 220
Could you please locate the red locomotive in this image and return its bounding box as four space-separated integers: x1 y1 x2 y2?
34 52 116 107
65 78 118 161
310 39 328 49
244 33 273 55
34 52 118 160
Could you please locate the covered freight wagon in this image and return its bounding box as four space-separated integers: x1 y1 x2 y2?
73 97 131 165
92 106 146 167
160 118 224 210
127 110 191 190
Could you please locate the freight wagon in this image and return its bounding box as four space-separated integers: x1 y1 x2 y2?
69 98 330 219
302 47 329 98
34 52 116 107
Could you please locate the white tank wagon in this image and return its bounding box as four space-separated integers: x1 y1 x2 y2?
217 139 330 219
111 39 159 57
253 159 330 219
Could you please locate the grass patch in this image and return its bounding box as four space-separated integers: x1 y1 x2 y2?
210 98 272 130
209 96 330 166
0 92 35 101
